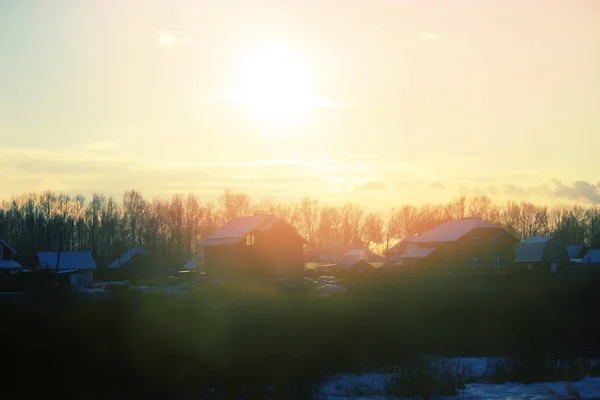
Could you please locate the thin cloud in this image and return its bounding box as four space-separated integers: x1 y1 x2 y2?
352 178 389 192
419 31 439 43
79 141 120 152
156 30 194 48
429 181 446 190
552 180 600 204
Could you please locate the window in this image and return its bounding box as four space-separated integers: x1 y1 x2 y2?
493 257 501 268
472 236 481 245
246 234 255 246
471 257 480 268
492 236 500 245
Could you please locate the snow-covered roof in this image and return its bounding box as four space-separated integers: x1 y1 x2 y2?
0 239 17 255
108 248 148 269
37 252 97 271
198 215 308 247
567 245 586 259
344 248 367 257
409 218 503 244
582 249 600 265
521 236 554 244
396 245 437 259
181 250 205 271
0 260 21 269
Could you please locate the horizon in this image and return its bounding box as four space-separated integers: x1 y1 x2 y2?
2 1 600 211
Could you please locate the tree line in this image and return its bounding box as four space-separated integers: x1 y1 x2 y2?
1 189 600 269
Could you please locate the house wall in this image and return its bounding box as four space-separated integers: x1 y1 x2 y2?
204 222 305 280
542 237 569 270
425 227 518 271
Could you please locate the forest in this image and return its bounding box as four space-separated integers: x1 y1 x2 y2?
1 189 600 269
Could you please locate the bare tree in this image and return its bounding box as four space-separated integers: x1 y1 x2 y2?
362 212 384 244
219 189 250 222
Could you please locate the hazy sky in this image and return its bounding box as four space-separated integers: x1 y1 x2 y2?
1 0 599 211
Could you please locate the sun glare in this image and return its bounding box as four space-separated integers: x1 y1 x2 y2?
233 43 316 124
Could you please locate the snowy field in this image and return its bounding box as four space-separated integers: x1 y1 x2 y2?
322 358 600 399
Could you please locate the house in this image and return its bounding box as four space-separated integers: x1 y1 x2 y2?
342 248 384 267
181 248 205 272
392 245 439 270
107 248 150 280
348 259 377 274
390 218 518 271
198 213 308 280
0 239 21 274
37 251 97 291
581 249 600 266
514 236 569 273
567 244 587 260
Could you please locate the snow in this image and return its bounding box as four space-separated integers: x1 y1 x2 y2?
395 245 437 259
409 218 502 244
522 236 555 244
320 358 600 399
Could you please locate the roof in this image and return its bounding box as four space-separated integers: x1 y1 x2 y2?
344 248 367 257
514 236 554 263
408 218 503 244
0 260 21 269
37 252 97 271
396 245 437 259
0 239 17 255
108 248 148 269
181 250 205 271
198 215 308 247
522 236 554 244
582 249 600 265
567 245 586 259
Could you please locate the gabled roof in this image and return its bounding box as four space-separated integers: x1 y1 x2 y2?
522 236 554 244
199 215 308 247
0 260 21 269
567 245 586 259
408 218 503 244
582 249 600 265
515 236 554 263
0 239 17 255
181 250 205 271
38 252 96 271
108 248 148 269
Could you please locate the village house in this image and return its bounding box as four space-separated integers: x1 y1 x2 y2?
514 236 569 273
342 248 384 268
37 251 97 291
107 248 150 281
0 239 21 274
580 249 600 266
199 213 308 280
390 217 518 271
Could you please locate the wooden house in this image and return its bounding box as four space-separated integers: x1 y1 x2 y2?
107 248 150 281
390 218 518 271
0 239 21 274
199 213 308 280
37 251 96 291
514 236 569 273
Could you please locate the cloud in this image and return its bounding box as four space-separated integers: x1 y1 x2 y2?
156 30 194 48
419 31 439 43
352 178 388 192
552 180 600 204
429 181 446 190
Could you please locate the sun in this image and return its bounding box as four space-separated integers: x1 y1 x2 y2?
233 42 316 124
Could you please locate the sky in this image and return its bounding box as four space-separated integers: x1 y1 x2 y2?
1 0 599 211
